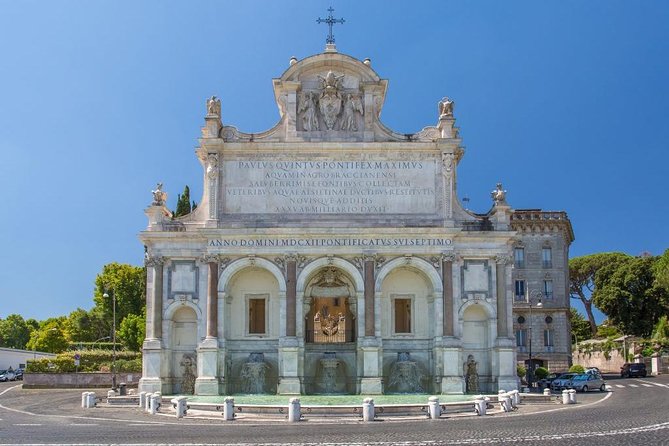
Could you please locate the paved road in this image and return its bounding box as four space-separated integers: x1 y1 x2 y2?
1 375 668 445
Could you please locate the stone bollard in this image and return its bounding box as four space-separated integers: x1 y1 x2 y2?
171 396 187 419
223 397 235 421
561 389 571 405
568 389 577 404
508 390 520 408
543 388 551 396
362 398 375 422
498 391 510 412
474 396 487 416
107 389 116 399
149 393 161 415
139 391 147 408
428 396 440 419
288 398 301 422
82 392 89 408
86 392 97 408
145 393 153 412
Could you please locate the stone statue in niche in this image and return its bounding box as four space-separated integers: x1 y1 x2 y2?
298 91 319 131
438 97 454 117
491 183 508 205
206 95 221 117
464 355 479 394
340 94 363 131
151 183 167 206
318 71 345 130
180 353 197 395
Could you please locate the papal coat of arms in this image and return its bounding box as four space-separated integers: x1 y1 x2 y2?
318 71 345 130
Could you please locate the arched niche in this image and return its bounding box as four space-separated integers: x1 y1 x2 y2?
379 266 434 339
219 257 286 293
303 266 357 344
374 257 442 294
169 306 198 394
224 265 281 339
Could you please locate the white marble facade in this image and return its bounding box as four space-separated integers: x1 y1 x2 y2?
139 45 572 396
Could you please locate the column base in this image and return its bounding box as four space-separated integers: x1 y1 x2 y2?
440 376 464 394
194 377 221 395
497 376 519 393
359 377 383 394
139 377 163 394
277 377 301 395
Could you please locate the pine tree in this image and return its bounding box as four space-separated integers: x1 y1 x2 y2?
174 186 192 217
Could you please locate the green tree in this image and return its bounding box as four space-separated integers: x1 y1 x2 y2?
174 185 192 217
118 313 146 351
26 322 69 353
93 263 146 339
652 315 669 341
569 253 630 336
593 255 669 337
65 308 107 343
25 318 40 332
654 248 669 291
0 314 31 349
569 308 591 343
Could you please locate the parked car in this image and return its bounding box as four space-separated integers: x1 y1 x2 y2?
0 370 16 382
621 363 647 378
14 368 24 380
538 372 565 389
568 373 606 392
585 367 601 376
550 373 578 391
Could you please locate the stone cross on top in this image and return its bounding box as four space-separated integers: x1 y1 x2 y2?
317 7 345 45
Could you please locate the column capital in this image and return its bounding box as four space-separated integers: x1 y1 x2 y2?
495 254 512 265
352 254 385 272
275 253 307 273
144 255 166 267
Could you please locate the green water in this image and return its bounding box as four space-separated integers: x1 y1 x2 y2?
179 394 476 405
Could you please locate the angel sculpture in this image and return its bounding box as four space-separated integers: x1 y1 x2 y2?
341 94 363 131
298 91 319 131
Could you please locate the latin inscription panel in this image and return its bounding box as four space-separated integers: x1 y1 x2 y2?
223 160 438 214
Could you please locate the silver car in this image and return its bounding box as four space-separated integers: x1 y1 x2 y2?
550 373 578 391
568 373 606 392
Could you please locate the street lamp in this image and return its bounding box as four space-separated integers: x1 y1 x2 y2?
103 292 117 391
527 290 543 389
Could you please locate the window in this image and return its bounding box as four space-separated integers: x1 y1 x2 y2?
514 248 525 268
516 328 527 347
543 280 554 299
544 329 554 347
394 298 412 334
514 280 526 301
542 247 552 268
248 297 266 334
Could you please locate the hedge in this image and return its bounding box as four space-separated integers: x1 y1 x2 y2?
26 350 142 373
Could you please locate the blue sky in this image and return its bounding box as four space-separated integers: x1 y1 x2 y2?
1 1 667 322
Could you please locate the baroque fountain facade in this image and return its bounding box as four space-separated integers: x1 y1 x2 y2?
139 43 574 396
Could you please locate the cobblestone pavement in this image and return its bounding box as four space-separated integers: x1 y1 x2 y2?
1 375 668 445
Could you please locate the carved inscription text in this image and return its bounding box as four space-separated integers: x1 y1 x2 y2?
223 160 438 214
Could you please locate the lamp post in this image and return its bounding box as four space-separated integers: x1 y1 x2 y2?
527 290 543 388
103 292 117 391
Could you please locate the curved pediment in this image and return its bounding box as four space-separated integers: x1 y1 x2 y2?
200 47 462 146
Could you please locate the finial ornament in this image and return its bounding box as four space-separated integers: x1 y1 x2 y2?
151 183 167 206
438 97 454 118
206 95 221 118
491 183 508 205
317 7 345 45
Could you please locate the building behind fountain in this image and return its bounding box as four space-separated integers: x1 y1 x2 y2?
139 42 574 396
